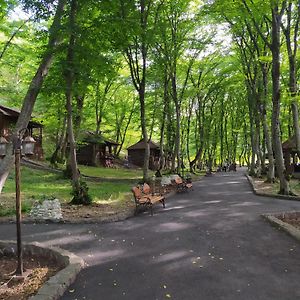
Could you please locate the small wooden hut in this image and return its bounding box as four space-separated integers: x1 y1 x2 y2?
0 104 44 160
76 131 119 167
282 136 300 177
127 139 160 170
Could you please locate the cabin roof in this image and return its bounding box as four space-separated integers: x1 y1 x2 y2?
127 139 160 150
282 136 296 151
0 104 43 128
80 131 119 146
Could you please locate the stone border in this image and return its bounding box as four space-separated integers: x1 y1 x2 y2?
262 214 300 242
245 174 300 202
59 206 136 224
0 240 84 300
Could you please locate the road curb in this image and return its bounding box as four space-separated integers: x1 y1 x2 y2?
0 240 84 300
245 174 300 202
262 214 300 242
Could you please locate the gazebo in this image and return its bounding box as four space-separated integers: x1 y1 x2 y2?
0 104 44 160
282 136 300 177
76 131 119 167
127 139 160 170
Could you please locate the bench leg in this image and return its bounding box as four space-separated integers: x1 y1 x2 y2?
134 204 139 215
160 199 165 208
149 203 153 216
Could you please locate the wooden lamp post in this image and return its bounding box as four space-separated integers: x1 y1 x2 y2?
12 129 35 276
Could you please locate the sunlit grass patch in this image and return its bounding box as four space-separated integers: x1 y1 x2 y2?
1 166 133 216
78 164 147 179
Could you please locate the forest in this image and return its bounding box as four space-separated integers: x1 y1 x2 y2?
0 0 299 203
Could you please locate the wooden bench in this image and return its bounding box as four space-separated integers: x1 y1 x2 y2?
131 183 165 216
174 176 193 193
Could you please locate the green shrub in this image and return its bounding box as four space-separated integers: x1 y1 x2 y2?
70 180 92 205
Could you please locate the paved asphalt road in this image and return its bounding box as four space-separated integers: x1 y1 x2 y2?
1 169 300 300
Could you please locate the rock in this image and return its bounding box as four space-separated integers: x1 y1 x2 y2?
161 176 172 186
30 199 62 221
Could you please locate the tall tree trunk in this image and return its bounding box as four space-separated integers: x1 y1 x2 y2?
50 113 67 166
247 91 257 176
261 64 275 182
74 94 85 138
190 99 205 172
139 88 150 180
116 102 135 157
186 97 195 167
282 0 300 156
159 72 169 171
170 71 181 173
291 103 300 155
262 111 275 182
0 0 66 193
64 0 80 185
271 4 290 194
64 0 91 205
123 0 151 181
254 107 262 177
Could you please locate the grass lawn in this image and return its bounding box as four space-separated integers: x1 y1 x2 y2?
0 166 133 216
0 164 204 217
78 164 151 179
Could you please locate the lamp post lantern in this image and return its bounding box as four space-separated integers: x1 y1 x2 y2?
12 129 35 276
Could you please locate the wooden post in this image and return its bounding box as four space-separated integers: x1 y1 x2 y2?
15 148 23 276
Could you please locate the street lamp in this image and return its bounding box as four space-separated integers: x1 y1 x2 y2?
14 128 35 276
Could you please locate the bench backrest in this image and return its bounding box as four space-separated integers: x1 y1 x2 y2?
175 177 183 184
143 183 151 194
132 186 142 201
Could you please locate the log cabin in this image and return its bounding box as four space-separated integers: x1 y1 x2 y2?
76 131 119 167
127 139 160 170
282 136 300 178
0 105 44 160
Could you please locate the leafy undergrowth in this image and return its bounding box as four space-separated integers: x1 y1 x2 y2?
251 176 300 196
277 212 300 230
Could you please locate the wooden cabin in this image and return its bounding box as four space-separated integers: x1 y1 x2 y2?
282 136 300 178
76 131 119 167
127 139 160 170
0 105 44 160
